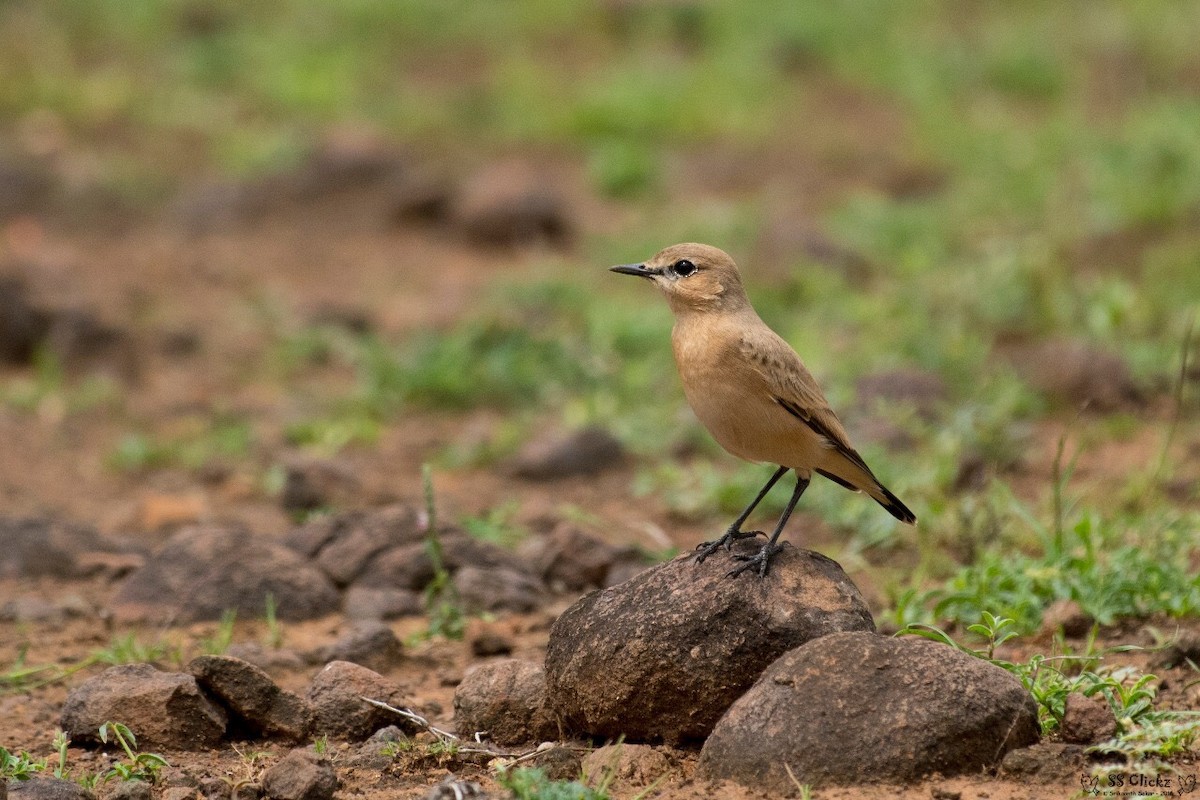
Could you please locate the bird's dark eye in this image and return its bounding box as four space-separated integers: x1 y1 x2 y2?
673 259 697 276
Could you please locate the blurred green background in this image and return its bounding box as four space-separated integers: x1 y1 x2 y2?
3 0 1200 631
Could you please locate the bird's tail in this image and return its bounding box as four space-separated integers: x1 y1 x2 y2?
816 466 917 525
872 482 917 525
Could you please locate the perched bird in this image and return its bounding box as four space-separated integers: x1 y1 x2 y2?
611 243 916 577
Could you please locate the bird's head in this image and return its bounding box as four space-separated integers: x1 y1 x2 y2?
610 243 749 314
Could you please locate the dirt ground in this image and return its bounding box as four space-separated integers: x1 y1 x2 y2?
1 159 1197 800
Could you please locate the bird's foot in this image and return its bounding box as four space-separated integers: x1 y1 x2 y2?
693 529 765 564
726 541 785 578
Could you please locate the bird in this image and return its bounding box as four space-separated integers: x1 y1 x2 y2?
610 243 916 578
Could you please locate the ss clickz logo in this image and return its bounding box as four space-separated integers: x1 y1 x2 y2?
1081 773 1198 795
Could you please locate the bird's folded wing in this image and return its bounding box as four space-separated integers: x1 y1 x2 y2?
738 333 876 479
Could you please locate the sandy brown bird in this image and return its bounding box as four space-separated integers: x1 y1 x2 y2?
611 243 916 577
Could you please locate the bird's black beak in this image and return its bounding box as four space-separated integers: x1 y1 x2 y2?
610 263 659 279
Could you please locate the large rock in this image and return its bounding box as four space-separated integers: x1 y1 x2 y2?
453 659 557 746
189 655 313 742
699 632 1040 788
61 664 227 750
354 534 528 591
306 661 412 741
113 526 340 622
544 542 875 743
0 517 132 579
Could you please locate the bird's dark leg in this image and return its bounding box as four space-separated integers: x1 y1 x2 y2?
728 472 810 578
694 465 788 564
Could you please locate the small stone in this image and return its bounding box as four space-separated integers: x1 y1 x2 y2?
1153 630 1200 669
0 596 64 624
1039 599 1094 639
454 566 542 614
279 459 360 516
581 745 673 793
469 626 514 658
306 661 412 741
318 623 403 671
526 524 639 591
453 660 557 746
453 161 572 247
162 790 202 800
1060 693 1117 745
189 655 313 741
509 427 624 481
104 782 151 800
1008 338 1141 410
355 534 524 591
8 778 94 800
999 743 1086 782
0 276 50 364
342 586 423 621
930 789 962 800
533 747 582 781
261 750 337 800
61 664 226 750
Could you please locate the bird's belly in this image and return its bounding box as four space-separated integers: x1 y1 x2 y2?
683 382 824 471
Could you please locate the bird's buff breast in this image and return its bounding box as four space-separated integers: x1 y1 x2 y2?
672 330 821 469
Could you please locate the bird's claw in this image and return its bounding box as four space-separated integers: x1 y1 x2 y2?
726 542 784 578
693 529 765 564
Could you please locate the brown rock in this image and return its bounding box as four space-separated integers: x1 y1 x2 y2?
317 623 403 671
311 506 422 586
453 161 572 247
306 661 411 741
469 626 514 658
699 632 1040 788
279 459 361 516
544 542 875 743
104 782 151 800
7 779 93 800
355 534 526 591
855 368 947 418
113 525 339 623
0 516 132 579
453 659 557 746
1008 338 1141 410
527 524 640 591
999 743 1087 782
1039 599 1095 639
454 566 543 614
189 655 313 741
261 750 337 800
1060 693 1116 744
61 664 227 750
342 586 423 621
0 276 51 364
509 427 625 481
581 744 674 793
161 790 202 800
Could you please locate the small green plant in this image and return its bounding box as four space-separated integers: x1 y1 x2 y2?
97 722 169 783
312 734 329 755
462 501 527 549
420 465 465 640
199 610 238 655
495 767 610 800
0 745 47 780
263 593 283 649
